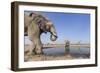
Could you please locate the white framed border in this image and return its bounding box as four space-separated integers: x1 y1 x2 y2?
18 5 96 68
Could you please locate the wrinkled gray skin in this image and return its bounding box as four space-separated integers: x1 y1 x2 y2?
24 12 57 55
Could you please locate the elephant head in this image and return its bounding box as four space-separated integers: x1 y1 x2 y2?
45 21 58 41
29 12 58 41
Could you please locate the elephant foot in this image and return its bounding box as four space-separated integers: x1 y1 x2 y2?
31 49 43 55
24 51 34 61
30 49 36 55
35 49 43 55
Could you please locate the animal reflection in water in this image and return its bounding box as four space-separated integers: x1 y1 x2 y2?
24 12 58 57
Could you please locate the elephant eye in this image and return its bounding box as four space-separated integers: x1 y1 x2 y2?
37 20 43 25
46 25 50 31
38 20 41 24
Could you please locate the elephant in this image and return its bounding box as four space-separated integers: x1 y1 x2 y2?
24 12 58 55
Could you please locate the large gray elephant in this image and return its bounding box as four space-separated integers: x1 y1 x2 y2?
24 12 57 55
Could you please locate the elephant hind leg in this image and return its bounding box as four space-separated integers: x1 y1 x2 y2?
25 42 36 56
25 43 38 61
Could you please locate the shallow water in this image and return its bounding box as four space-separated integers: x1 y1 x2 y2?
43 48 90 58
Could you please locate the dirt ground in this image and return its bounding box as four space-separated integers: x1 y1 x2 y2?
24 54 76 62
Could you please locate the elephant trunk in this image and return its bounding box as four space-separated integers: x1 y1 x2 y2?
50 26 58 41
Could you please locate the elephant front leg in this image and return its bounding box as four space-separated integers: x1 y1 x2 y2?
29 42 37 55
35 43 43 55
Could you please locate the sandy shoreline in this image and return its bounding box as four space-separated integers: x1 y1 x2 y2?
24 54 76 62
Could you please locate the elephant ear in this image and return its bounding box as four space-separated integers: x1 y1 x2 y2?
29 13 47 33
29 13 38 21
35 15 47 33
29 12 37 17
